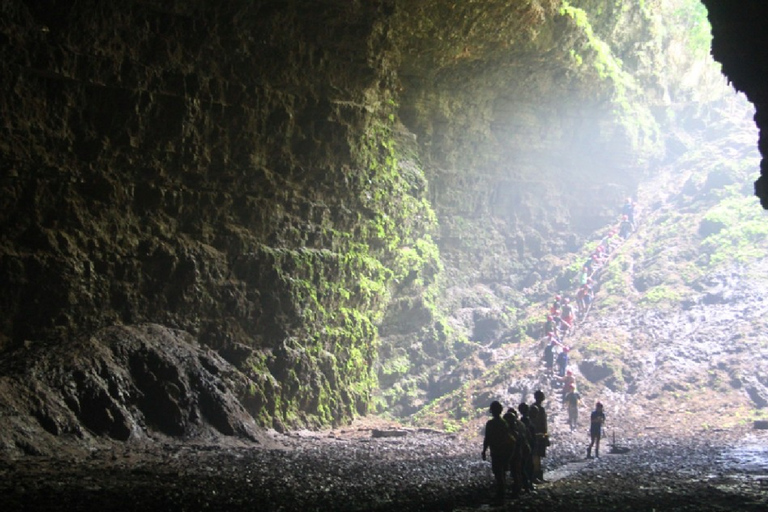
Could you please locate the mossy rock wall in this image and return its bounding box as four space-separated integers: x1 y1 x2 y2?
1 0 687 428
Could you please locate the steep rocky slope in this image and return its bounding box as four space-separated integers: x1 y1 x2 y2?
408 92 768 447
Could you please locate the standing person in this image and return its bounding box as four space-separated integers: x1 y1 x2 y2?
622 198 635 224
503 408 528 498
482 401 515 504
619 214 634 240
577 266 589 287
542 338 557 376
550 295 561 317
564 387 581 432
543 315 556 340
556 346 569 378
530 390 549 483
577 283 594 315
518 403 536 493
560 298 575 326
587 401 606 459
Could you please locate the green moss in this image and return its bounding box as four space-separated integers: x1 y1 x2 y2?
639 284 682 307
699 195 768 268
560 1 661 159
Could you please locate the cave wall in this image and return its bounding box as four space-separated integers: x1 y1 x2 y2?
1 0 428 427
702 0 768 209
1 0 696 428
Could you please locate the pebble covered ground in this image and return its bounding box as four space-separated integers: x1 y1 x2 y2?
2 422 766 512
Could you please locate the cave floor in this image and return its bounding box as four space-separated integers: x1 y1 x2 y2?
2 423 766 512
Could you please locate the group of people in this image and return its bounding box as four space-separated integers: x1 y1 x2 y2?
539 198 638 405
481 391 549 504
480 199 634 502
482 395 606 504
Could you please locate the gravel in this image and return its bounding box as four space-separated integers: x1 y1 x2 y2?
2 425 766 512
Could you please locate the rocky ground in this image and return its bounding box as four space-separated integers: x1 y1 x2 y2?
1 418 766 512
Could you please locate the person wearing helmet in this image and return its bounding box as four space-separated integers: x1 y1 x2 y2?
559 369 577 394
587 401 606 459
622 197 635 224
577 283 593 315
550 295 561 316
559 301 575 338
543 315 556 341
564 383 581 432
560 298 574 325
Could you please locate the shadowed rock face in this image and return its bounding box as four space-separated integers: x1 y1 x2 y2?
703 0 768 207
0 324 266 456
0 0 765 437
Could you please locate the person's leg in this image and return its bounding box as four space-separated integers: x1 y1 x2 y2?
595 435 601 458
511 453 522 497
522 450 534 491
492 456 506 502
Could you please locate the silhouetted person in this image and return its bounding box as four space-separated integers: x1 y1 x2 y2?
518 403 536 492
482 401 515 504
503 408 531 497
530 390 549 483
587 401 606 459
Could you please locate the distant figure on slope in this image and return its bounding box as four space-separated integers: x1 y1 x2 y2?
559 310 575 340
564 387 581 432
587 401 606 459
619 214 634 240
577 266 589 287
543 315 557 341
622 198 635 224
558 370 577 400
556 346 570 378
594 244 608 264
550 295 562 317
584 253 603 279
576 283 593 315
482 401 515 504
602 229 617 255
543 337 557 376
560 299 575 333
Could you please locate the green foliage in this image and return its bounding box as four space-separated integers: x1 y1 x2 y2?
639 284 682 307
669 0 712 58
559 1 661 159
699 195 768 268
